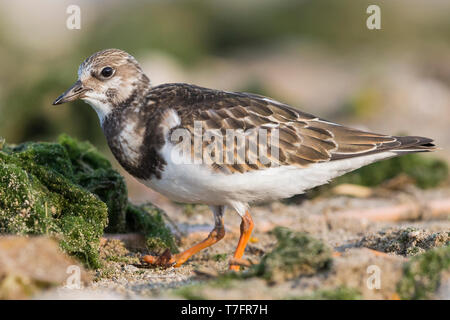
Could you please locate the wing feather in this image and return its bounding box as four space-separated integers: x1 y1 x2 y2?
153 84 435 173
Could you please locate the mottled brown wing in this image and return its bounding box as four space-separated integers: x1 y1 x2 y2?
154 84 433 174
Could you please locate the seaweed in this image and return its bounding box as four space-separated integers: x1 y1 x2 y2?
248 227 332 282
58 134 128 233
0 135 177 267
397 245 450 300
0 145 108 268
126 203 178 254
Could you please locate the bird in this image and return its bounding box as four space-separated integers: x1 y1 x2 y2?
53 49 436 270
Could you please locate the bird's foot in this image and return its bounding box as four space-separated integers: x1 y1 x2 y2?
141 249 176 268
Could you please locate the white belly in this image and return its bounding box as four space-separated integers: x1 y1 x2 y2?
139 142 396 214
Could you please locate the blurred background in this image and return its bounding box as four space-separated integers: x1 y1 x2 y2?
0 0 449 200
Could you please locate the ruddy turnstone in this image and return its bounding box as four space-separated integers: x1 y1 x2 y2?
53 49 436 270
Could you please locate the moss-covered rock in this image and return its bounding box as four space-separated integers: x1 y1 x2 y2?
0 135 177 267
397 245 450 300
10 141 75 179
58 134 128 233
58 133 111 171
126 204 178 254
249 227 332 282
0 140 108 268
358 227 450 257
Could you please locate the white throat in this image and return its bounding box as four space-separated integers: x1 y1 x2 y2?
82 95 113 126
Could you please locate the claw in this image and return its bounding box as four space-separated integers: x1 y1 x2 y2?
142 249 176 268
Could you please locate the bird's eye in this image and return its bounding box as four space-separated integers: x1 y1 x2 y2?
100 67 114 78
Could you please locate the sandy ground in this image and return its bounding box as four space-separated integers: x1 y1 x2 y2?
35 185 450 300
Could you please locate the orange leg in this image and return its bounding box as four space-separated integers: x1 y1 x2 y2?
174 223 225 267
143 206 225 268
229 211 254 271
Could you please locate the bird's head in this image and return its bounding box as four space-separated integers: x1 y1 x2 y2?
53 48 150 123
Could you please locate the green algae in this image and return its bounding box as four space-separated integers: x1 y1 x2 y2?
397 245 450 300
58 134 128 233
0 135 177 268
0 145 107 268
76 169 127 233
58 133 112 171
248 227 332 282
126 204 178 254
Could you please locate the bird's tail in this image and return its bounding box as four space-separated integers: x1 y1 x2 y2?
392 136 437 154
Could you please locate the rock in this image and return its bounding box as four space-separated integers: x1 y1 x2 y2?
325 248 405 300
358 227 450 256
0 236 90 299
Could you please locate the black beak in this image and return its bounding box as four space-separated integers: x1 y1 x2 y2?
52 80 89 105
